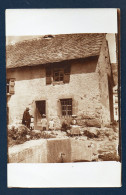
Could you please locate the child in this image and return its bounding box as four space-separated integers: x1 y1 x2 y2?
41 114 47 131
49 119 55 130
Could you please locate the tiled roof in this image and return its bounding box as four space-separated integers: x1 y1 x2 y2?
6 33 105 69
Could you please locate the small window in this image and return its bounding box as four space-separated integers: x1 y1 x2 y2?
60 98 72 116
115 96 118 103
115 108 118 115
6 78 15 95
53 69 64 82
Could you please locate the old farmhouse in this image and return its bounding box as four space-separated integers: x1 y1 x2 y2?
6 33 114 130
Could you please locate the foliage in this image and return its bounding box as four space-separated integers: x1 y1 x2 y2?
8 125 56 147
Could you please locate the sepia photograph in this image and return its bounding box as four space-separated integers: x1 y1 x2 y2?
6 33 119 163
6 9 121 187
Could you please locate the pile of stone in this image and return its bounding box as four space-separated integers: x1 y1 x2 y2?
76 114 101 128
98 140 119 161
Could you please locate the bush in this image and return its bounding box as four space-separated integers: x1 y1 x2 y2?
8 125 29 146
8 125 56 147
61 120 70 131
84 129 100 138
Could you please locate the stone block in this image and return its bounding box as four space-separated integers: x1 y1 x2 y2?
32 130 41 134
85 119 101 128
47 138 71 163
76 119 85 126
71 139 92 162
83 128 100 139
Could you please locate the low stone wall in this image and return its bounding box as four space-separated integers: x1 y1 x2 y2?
8 139 47 163
8 138 93 163
71 139 92 162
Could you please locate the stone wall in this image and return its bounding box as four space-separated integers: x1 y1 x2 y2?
96 38 114 125
8 139 47 163
8 136 119 163
7 57 102 129
8 138 93 163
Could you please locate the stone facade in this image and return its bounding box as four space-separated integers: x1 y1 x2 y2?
6 36 114 129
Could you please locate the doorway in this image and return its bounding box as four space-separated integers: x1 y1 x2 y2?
35 100 46 129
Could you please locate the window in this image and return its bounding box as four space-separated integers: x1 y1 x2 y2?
115 96 118 103
60 98 72 116
6 78 15 95
53 69 64 82
45 62 71 85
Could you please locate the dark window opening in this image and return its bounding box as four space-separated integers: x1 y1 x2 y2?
6 79 10 94
54 69 64 82
115 96 118 103
46 62 71 85
35 100 46 129
60 98 72 116
6 78 15 95
36 101 46 117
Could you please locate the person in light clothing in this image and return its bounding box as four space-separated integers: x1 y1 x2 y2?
49 119 55 130
41 114 47 131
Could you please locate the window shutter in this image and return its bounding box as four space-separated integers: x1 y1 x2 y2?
9 79 15 94
46 66 52 85
63 63 71 83
72 99 78 115
57 99 62 118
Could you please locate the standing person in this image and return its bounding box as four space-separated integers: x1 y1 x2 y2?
22 107 31 129
49 119 55 130
41 114 47 131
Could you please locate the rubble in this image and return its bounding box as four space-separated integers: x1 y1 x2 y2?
8 122 119 161
85 119 101 128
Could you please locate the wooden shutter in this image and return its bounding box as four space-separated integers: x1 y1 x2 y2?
9 79 15 94
63 63 71 83
46 66 52 85
72 99 78 115
57 99 62 118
